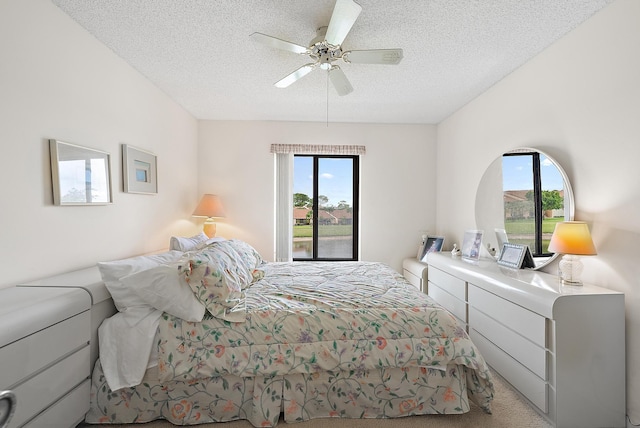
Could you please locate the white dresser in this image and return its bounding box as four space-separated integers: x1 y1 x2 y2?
0 286 91 427
426 252 625 428
402 258 428 292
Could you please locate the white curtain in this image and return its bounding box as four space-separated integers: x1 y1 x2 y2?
274 152 293 261
271 144 365 262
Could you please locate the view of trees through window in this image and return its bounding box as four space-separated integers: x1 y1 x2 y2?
293 155 358 260
502 152 565 256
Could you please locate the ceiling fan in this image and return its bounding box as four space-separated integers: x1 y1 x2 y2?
250 0 403 96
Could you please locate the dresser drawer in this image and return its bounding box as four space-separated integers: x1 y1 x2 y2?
471 329 548 412
0 310 90 389
469 307 546 379
24 379 90 428
11 345 90 427
428 282 467 323
428 267 465 300
403 269 422 290
468 284 545 347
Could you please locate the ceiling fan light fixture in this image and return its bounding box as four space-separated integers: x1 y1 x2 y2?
319 52 333 70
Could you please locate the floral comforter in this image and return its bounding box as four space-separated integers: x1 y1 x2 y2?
157 262 492 404
87 261 494 425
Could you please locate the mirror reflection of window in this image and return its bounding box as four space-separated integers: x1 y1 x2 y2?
58 158 109 203
502 152 565 257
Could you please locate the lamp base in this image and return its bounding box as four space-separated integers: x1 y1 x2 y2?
558 254 584 286
202 218 217 238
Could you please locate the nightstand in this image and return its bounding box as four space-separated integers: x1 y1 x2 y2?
402 258 428 292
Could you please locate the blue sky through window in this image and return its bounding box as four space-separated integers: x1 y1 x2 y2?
294 156 353 206
502 154 564 191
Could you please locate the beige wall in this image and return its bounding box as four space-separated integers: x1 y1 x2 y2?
0 0 199 288
436 0 640 421
197 120 437 272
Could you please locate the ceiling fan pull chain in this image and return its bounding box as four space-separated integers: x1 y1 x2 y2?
326 70 330 127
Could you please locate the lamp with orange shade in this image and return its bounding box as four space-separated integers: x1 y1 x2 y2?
547 221 597 285
192 194 225 238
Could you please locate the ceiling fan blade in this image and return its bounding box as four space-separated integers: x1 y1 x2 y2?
328 66 353 96
325 0 362 46
343 48 404 65
275 63 317 88
250 32 309 54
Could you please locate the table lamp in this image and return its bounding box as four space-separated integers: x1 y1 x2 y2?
192 194 225 238
547 221 597 285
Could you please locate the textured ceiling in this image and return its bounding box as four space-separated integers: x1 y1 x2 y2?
52 0 613 124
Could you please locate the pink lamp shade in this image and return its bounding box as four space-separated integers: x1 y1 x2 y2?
548 221 597 285
192 194 225 237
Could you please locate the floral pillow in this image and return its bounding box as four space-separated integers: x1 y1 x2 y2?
181 248 247 322
196 239 264 289
224 239 264 269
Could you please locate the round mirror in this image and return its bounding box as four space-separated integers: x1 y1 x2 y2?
475 148 574 270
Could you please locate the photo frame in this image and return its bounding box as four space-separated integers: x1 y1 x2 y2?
49 139 112 206
497 243 536 269
418 235 445 262
461 229 483 262
122 144 157 194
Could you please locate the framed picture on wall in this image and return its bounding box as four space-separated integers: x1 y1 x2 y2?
49 139 112 206
461 229 483 262
122 144 157 194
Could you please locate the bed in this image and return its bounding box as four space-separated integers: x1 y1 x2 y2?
85 237 494 426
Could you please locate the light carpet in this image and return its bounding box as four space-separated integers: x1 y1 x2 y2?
82 371 551 428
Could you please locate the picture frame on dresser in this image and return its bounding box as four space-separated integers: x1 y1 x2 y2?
122 144 157 194
497 243 536 269
418 235 445 262
461 229 483 262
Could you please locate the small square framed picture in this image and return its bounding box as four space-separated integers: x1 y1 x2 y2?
122 144 157 194
461 229 483 262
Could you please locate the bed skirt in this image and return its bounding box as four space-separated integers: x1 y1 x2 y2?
85 359 491 426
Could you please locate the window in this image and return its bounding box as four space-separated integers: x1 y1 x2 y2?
502 151 565 256
293 155 359 261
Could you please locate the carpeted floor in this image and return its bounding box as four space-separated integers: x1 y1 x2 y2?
81 370 552 428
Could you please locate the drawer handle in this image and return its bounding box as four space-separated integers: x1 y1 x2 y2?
0 390 16 428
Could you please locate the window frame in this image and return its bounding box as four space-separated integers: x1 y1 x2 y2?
293 154 359 261
503 151 548 257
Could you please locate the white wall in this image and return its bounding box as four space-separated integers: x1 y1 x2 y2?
198 120 437 272
436 0 640 422
0 0 199 288
5 0 635 420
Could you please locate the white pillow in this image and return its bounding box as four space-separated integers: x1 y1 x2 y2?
121 264 205 322
169 232 209 251
97 251 184 314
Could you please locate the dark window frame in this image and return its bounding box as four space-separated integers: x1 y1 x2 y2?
293 154 359 261
503 151 548 257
